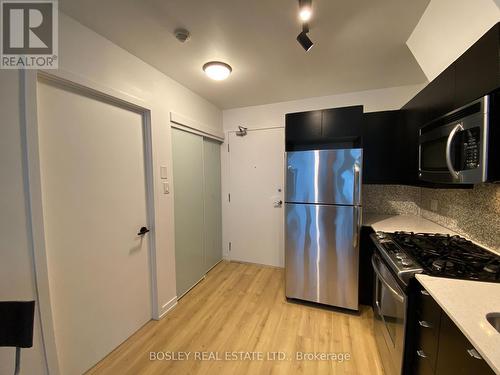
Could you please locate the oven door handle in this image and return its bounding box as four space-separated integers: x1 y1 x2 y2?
371 255 405 303
445 123 464 179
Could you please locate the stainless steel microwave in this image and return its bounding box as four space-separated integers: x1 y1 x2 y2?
419 95 494 184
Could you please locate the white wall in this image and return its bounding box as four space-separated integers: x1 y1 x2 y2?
221 84 423 261
407 0 500 81
0 12 222 374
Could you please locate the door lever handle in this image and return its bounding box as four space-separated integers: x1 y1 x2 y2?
138 226 150 236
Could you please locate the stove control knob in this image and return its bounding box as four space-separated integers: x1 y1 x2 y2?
401 260 413 267
395 254 407 260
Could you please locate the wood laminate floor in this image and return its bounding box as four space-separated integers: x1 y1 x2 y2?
86 261 384 375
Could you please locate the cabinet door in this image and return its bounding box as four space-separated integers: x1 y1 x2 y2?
322 105 363 139
423 66 456 122
455 23 499 107
413 289 442 374
285 110 322 149
436 313 495 375
362 110 399 184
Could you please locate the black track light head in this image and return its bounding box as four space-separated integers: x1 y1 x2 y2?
297 31 314 52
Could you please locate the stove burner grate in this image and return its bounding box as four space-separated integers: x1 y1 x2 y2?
389 232 500 282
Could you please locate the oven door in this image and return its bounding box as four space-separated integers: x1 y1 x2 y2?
372 254 407 375
419 111 488 184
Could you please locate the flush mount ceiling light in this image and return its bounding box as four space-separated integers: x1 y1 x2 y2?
298 0 312 22
203 61 232 81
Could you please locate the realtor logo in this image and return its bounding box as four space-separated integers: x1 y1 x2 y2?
1 0 58 69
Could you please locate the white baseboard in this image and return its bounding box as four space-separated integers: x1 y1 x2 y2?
228 259 284 269
156 296 178 320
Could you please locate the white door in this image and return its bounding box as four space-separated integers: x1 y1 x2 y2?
228 128 285 267
37 79 151 375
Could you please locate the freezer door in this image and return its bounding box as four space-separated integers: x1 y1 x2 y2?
285 149 362 206
285 203 360 310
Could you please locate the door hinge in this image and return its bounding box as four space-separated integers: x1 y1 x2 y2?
229 242 232 252
227 143 230 152
228 193 231 202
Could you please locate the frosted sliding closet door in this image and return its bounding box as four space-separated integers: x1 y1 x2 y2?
172 129 205 297
203 138 222 271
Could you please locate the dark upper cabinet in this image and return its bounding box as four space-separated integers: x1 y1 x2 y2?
362 110 400 184
401 61 456 132
285 110 322 148
455 23 500 107
322 105 363 139
423 66 456 122
285 106 363 151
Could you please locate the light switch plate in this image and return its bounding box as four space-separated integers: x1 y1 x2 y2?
160 166 168 179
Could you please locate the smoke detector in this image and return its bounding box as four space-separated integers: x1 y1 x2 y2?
174 28 191 43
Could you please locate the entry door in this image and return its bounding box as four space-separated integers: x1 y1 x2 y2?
228 128 285 267
37 79 151 375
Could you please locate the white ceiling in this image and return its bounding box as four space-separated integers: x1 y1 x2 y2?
60 0 430 109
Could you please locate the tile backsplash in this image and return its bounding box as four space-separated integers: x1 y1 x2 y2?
363 183 500 252
420 184 500 251
363 185 421 216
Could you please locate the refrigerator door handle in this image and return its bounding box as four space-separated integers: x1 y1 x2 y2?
353 207 361 248
353 163 361 205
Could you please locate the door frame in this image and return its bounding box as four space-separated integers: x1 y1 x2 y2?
226 126 285 266
22 69 159 375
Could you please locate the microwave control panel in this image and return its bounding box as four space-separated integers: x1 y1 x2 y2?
461 128 480 170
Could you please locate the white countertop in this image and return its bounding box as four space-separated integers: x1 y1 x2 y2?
416 275 500 374
363 213 458 235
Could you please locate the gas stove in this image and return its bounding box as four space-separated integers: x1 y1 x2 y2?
371 231 500 286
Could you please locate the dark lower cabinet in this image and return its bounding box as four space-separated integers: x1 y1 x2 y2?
414 289 441 373
359 226 375 305
435 313 495 375
412 282 494 375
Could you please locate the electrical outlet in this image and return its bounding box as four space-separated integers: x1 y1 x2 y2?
430 199 438 212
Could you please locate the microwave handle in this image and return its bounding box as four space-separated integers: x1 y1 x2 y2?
446 123 464 179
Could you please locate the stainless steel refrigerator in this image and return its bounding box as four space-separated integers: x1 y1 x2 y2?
285 148 362 310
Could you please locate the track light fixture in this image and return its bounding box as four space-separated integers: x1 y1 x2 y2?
297 31 314 52
297 0 314 52
298 0 312 22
